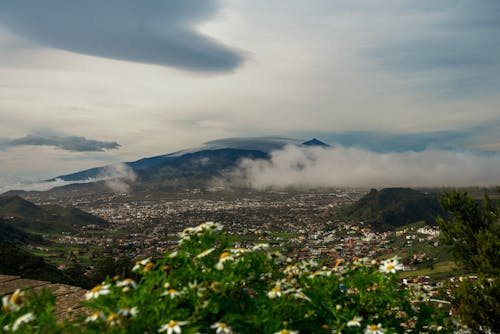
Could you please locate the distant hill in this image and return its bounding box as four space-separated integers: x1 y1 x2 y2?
0 196 108 233
0 219 44 244
345 188 446 231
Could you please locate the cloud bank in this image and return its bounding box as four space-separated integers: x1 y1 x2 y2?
8 134 120 152
0 0 243 72
233 145 500 189
0 163 136 194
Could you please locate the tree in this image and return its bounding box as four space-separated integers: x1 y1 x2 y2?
438 190 500 333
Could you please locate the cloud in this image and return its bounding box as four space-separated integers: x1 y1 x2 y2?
232 145 500 189
0 0 243 72
8 134 120 152
0 163 136 194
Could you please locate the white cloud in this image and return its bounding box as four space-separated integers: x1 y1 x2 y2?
233 145 500 189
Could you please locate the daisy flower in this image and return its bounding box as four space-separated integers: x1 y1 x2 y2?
85 284 111 300
118 307 138 318
379 256 404 274
116 278 137 289
4 312 36 332
347 316 363 327
211 322 233 334
85 310 105 323
364 323 385 334
215 252 234 270
161 288 182 298
132 258 152 272
196 247 216 258
275 329 299 334
158 320 188 333
2 289 24 313
267 286 283 299
106 313 120 327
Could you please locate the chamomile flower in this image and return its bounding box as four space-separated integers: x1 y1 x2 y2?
132 258 152 272
379 256 404 274
347 316 363 327
118 307 138 318
196 247 216 258
3 312 36 332
85 311 105 323
364 323 385 334
162 288 182 298
106 313 120 327
85 283 111 300
215 252 234 270
158 320 188 333
116 278 137 289
267 286 283 299
252 243 269 251
274 329 299 334
211 322 233 334
2 289 24 313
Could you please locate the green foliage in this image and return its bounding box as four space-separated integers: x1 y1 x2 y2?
438 190 500 333
2 223 453 333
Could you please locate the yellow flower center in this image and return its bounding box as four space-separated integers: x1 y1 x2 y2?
219 322 227 328
370 324 378 330
220 252 231 259
386 264 395 270
91 285 103 293
11 293 22 305
143 262 154 272
168 320 178 328
271 287 281 293
168 289 178 294
282 330 290 334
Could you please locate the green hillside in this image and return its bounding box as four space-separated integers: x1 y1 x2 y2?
0 195 109 233
345 188 446 231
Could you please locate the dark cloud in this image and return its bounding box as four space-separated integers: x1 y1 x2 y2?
368 0 500 97
9 134 120 152
0 0 243 72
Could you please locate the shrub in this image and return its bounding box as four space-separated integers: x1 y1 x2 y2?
2 222 453 333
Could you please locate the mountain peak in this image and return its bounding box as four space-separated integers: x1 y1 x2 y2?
302 138 329 147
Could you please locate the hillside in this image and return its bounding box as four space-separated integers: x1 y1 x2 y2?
0 195 108 233
0 219 44 244
345 188 446 231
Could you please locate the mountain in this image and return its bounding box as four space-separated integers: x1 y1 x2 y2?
37 137 329 192
0 218 44 244
345 188 446 231
0 196 108 233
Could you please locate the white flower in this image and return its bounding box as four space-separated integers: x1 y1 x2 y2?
116 278 137 289
347 316 362 327
158 320 188 333
132 258 152 272
292 290 311 302
161 288 182 298
267 286 283 299
196 247 216 258
211 322 233 334
2 289 24 313
252 243 269 251
118 307 138 317
169 251 178 258
85 311 105 323
85 284 111 300
4 312 36 332
215 252 235 270
274 329 299 334
379 256 404 274
364 323 384 334
106 313 120 327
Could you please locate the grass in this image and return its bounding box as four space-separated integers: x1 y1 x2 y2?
398 261 458 279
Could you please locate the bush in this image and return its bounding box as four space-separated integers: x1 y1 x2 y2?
2 222 453 333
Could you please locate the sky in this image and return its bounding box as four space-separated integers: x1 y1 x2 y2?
0 0 499 186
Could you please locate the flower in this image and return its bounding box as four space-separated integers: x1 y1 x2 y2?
379 256 403 274
118 307 138 318
252 243 269 251
267 286 283 299
132 258 152 272
85 284 111 300
215 252 235 270
162 288 182 298
158 320 188 333
2 289 24 313
116 278 137 289
364 323 384 334
275 329 299 334
106 313 120 327
211 322 233 334
4 312 36 332
347 316 362 327
85 311 105 323
196 247 216 258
